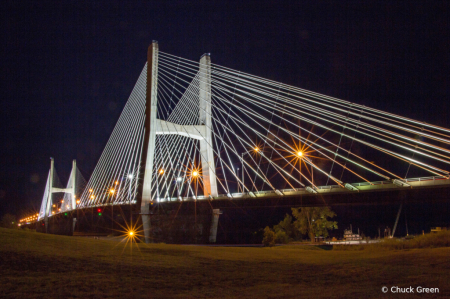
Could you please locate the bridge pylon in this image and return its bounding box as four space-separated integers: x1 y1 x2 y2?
139 42 219 243
39 158 79 233
199 53 218 198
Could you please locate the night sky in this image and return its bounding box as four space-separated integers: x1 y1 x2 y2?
2 1 449 229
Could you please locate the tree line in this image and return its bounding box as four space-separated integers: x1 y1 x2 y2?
263 206 337 246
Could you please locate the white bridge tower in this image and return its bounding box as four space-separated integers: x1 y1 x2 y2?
140 42 218 243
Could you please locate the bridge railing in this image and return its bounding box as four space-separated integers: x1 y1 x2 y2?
404 176 448 182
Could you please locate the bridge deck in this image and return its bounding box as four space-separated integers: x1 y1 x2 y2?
157 176 450 203
47 176 450 216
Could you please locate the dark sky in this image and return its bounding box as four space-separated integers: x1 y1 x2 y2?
1 1 449 218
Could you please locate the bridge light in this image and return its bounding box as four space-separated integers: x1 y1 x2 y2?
129 231 134 236
159 169 164 175
76 200 80 204
89 189 93 193
52 204 56 207
297 151 303 157
176 177 182 182
110 189 115 194
115 181 119 185
90 195 95 199
52 212 55 214
192 171 199 177
128 174 133 179
254 147 259 152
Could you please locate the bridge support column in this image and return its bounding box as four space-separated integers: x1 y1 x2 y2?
71 160 77 232
71 160 77 210
141 41 159 243
44 158 54 233
209 209 222 243
199 54 218 198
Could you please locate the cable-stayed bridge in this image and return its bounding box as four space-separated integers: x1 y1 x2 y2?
37 41 450 243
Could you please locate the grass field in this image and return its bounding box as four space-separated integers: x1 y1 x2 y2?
1 228 449 298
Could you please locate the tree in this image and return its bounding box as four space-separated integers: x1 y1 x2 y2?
274 230 289 244
1 214 17 229
291 207 338 242
273 214 301 242
262 226 276 247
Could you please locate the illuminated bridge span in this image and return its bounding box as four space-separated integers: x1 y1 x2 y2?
38 41 450 242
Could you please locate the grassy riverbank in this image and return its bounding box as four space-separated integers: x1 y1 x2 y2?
1 228 448 298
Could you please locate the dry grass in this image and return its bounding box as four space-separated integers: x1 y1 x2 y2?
1 228 449 298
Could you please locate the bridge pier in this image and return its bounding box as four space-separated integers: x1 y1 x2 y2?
141 213 152 242
209 209 222 243
140 41 159 243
